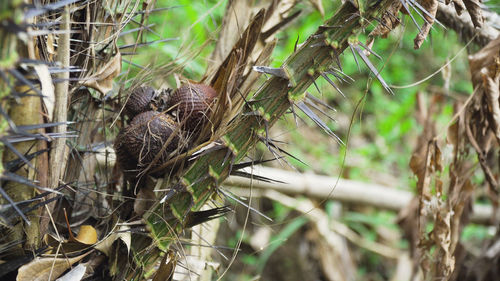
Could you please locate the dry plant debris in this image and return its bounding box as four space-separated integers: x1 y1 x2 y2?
367 0 484 49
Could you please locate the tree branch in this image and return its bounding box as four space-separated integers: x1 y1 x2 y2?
436 3 500 47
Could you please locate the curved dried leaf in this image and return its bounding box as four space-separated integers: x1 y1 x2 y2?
17 253 88 281
414 0 438 49
308 0 324 16
33 64 55 121
368 0 402 39
94 225 131 256
469 36 500 84
118 226 131 254
82 53 122 94
463 0 483 28
452 0 466 15
73 225 97 245
93 233 117 257
207 0 252 70
152 251 176 281
482 61 500 139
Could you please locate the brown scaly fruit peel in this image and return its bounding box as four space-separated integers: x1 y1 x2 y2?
125 86 156 118
114 111 184 178
169 83 217 136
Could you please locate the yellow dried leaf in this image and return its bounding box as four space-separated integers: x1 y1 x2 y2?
74 225 97 245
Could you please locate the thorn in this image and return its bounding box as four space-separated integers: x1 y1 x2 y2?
219 188 273 222
121 59 145 69
327 68 354 83
407 0 445 29
8 69 43 97
230 171 287 184
290 104 299 127
0 139 36 170
0 186 30 225
305 98 337 123
133 6 183 16
306 92 337 112
296 101 344 145
311 78 321 94
233 157 285 170
118 38 178 49
321 72 346 98
398 0 422 32
24 0 80 19
352 44 394 95
294 35 300 52
349 44 361 72
358 41 382 60
252 66 289 80
119 24 155 36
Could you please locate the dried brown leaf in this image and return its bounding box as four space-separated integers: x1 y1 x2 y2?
308 0 325 16
467 36 500 198
208 0 253 72
452 0 466 16
82 52 122 94
482 61 500 141
152 251 176 281
469 36 500 85
17 252 89 281
449 179 474 253
463 0 483 28
209 9 265 91
433 209 454 276
447 120 459 146
414 0 438 49
368 0 402 39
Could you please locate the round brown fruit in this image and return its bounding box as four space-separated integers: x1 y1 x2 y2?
125 86 155 118
116 111 182 171
170 83 217 133
114 127 138 177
